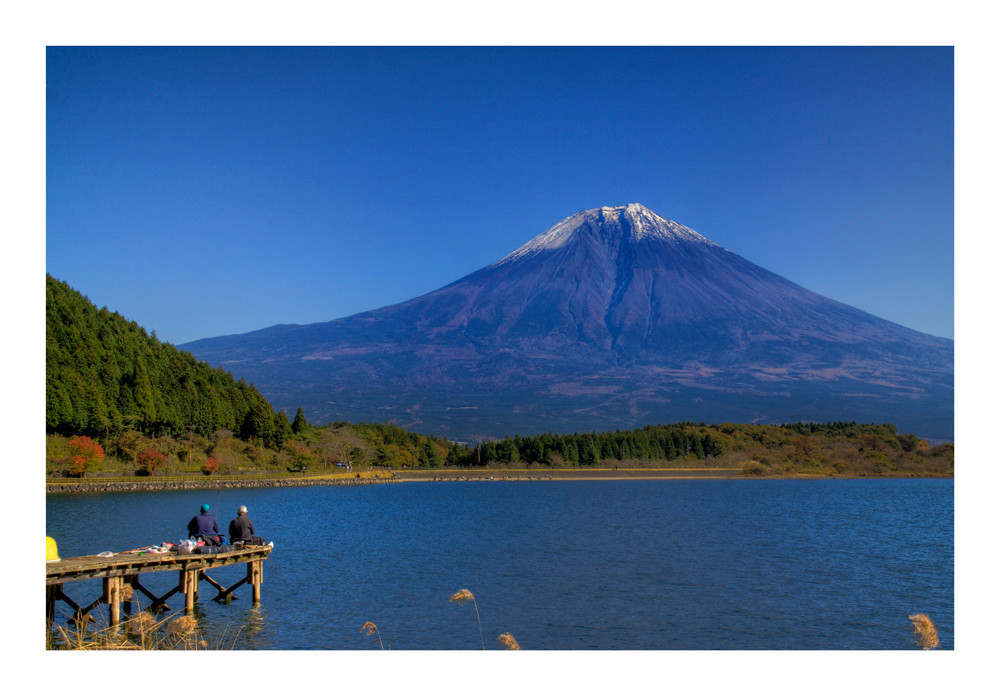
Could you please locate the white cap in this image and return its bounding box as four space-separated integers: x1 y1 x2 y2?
238 505 248 514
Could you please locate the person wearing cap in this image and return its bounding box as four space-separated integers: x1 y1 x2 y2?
228 505 271 547
187 503 224 545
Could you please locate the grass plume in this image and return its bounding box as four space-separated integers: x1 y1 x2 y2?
449 589 485 650
497 632 521 650
908 613 940 650
361 621 384 650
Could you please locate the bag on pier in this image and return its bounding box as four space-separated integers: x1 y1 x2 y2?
196 544 233 554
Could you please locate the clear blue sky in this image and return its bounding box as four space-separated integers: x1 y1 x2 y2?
46 46 954 343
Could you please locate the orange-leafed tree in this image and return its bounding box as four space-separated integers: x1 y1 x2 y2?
136 447 166 476
66 435 105 477
202 456 220 475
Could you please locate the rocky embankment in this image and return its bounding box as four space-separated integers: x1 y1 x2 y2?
46 475 398 494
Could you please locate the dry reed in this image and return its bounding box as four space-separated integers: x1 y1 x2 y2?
449 589 485 650
47 609 214 650
497 632 521 650
449 589 475 603
908 613 940 650
361 621 384 650
167 615 197 636
128 611 158 649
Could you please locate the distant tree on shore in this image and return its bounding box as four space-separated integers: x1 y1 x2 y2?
66 435 105 477
292 407 308 434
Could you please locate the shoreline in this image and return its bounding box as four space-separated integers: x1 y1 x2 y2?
393 467 743 482
46 467 952 493
392 469 952 482
45 473 397 494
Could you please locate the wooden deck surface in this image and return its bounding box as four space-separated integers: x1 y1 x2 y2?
46 545 272 585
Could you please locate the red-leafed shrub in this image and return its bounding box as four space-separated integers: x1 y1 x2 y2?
202 456 219 475
66 435 105 477
136 447 166 476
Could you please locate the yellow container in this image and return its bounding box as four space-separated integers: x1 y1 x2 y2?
46 536 60 563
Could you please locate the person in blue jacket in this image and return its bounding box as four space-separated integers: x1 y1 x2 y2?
187 503 224 545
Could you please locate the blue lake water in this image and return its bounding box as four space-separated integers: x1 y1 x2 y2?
45 478 953 650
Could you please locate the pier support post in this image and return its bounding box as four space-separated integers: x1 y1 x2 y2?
248 559 263 605
181 569 200 614
46 584 61 625
103 576 123 626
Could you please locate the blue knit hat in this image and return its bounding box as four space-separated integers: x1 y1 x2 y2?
201 504 210 512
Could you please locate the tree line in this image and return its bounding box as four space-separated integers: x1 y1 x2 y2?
452 420 942 468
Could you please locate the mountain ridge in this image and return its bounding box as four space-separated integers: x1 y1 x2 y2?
181 204 953 441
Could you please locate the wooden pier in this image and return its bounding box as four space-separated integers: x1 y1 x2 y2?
46 545 272 626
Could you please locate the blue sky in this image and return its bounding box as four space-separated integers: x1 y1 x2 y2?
45 46 954 344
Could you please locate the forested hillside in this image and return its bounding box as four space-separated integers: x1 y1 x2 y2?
46 274 285 445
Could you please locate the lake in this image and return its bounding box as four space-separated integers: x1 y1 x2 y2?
45 478 953 650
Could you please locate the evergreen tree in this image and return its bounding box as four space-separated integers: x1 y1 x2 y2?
292 406 308 434
132 361 157 426
691 434 705 459
565 439 580 465
241 392 275 445
273 409 293 449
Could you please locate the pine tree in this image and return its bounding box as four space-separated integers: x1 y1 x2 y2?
273 409 293 449
292 406 308 434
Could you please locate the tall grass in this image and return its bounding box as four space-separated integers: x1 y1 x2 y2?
46 607 249 650
361 588 522 650
908 613 940 650
449 589 484 650
361 621 384 650
48 611 204 650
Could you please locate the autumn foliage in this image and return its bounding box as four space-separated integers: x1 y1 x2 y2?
66 435 105 477
202 456 220 475
136 447 166 476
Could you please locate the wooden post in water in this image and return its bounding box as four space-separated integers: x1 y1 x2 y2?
46 584 60 625
248 559 263 605
103 575 123 626
181 568 200 614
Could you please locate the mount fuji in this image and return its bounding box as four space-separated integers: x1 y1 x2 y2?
181 204 953 441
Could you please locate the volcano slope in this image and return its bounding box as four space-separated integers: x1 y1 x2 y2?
181 204 953 442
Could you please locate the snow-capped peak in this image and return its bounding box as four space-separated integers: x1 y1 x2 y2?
492 203 717 267
614 203 717 246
